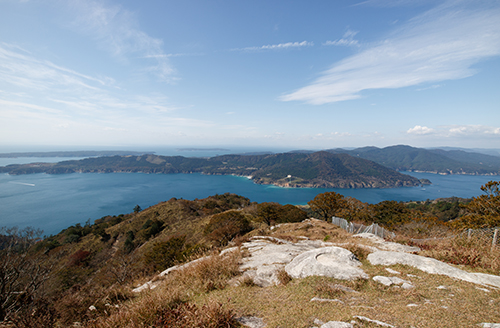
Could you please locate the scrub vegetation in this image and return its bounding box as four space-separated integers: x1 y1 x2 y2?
0 181 498 327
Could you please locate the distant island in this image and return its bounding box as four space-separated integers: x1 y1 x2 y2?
0 151 429 189
0 150 154 158
176 148 230 152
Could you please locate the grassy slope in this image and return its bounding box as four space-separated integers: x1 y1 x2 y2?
92 219 500 328
6 194 500 327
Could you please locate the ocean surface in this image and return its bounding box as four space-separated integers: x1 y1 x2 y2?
1 160 498 235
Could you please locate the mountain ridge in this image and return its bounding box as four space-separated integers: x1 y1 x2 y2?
0 151 424 189
326 145 500 175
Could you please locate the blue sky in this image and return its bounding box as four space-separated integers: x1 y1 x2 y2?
1 0 499 150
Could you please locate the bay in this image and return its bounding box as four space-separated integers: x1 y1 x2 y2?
0 170 498 236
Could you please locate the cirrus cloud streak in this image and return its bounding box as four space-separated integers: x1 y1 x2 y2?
281 1 500 104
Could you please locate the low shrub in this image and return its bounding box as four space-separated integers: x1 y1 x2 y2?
154 301 238 328
204 211 252 246
143 236 190 272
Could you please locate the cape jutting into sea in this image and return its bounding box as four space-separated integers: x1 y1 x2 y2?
1 167 497 235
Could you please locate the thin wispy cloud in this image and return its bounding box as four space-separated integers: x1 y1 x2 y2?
0 43 106 92
232 41 313 52
323 30 359 47
144 53 204 58
68 0 174 81
0 44 198 130
281 1 500 104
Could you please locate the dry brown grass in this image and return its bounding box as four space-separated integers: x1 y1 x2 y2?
267 219 353 243
85 219 500 328
412 235 500 274
86 250 242 328
153 300 238 328
204 263 500 327
275 267 292 286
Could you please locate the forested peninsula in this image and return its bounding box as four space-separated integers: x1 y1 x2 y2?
0 151 428 189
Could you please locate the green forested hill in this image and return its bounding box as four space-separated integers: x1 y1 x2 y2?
327 145 500 174
0 151 423 188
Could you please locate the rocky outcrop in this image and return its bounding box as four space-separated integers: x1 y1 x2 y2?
368 251 500 288
285 247 368 280
239 236 335 287
353 233 420 252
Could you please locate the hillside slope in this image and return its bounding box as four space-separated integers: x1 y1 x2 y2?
328 145 500 174
0 151 424 188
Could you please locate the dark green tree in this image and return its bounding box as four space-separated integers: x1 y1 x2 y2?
308 191 346 221
204 210 252 246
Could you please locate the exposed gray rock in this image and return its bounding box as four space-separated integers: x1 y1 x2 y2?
478 324 500 328
385 268 401 274
373 275 411 287
401 282 414 289
354 233 420 252
240 237 336 286
320 322 353 328
368 251 500 288
237 316 266 328
285 246 368 280
353 316 395 327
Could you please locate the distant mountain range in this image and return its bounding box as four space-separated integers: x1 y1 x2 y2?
0 151 426 189
321 145 500 175
1 145 498 188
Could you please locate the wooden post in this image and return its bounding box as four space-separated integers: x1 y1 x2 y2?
492 229 498 251
468 229 472 240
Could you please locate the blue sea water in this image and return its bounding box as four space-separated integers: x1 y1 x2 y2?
0 166 498 235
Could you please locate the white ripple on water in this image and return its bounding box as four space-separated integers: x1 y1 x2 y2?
8 181 35 187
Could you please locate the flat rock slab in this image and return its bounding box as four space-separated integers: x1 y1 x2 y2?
368 251 500 288
354 233 420 252
240 237 336 286
285 246 368 280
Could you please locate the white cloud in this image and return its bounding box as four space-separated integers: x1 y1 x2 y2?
407 125 500 138
445 125 500 136
407 125 435 135
68 0 174 81
323 30 359 47
281 1 500 104
232 41 313 52
331 132 352 137
0 44 212 137
0 44 107 92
